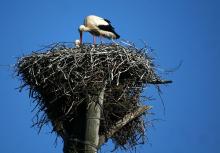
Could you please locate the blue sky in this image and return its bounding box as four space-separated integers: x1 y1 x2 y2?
0 0 219 153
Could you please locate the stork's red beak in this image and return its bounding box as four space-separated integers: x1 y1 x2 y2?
80 31 83 44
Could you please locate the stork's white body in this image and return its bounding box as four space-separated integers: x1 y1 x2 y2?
79 15 120 44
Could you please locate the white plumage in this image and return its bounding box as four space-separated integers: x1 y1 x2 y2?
74 39 80 48
79 15 120 44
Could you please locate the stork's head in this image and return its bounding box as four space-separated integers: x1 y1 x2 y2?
78 25 86 44
79 25 86 32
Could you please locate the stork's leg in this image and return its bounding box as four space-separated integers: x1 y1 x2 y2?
93 36 96 45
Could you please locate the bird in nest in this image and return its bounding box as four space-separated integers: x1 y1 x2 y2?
78 15 120 45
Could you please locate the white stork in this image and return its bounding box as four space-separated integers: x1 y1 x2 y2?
79 15 120 44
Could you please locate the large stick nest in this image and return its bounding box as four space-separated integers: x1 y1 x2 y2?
16 43 166 150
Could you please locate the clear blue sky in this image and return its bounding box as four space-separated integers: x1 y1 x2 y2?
0 0 219 153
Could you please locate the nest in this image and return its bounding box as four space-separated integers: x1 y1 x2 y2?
16 43 166 151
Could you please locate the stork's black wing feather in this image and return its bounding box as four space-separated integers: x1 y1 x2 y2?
98 25 115 32
104 18 111 24
98 24 120 39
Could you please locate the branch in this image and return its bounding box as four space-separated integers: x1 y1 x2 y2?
98 105 151 148
148 79 172 84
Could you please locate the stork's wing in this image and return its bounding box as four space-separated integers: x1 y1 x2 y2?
104 18 111 24
98 24 120 39
98 18 115 31
98 24 115 32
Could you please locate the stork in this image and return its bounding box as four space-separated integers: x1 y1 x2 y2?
79 15 120 44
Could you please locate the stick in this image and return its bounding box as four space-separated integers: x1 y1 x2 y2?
148 80 172 84
98 105 151 148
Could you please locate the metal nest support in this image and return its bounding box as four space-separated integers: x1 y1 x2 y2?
16 42 171 152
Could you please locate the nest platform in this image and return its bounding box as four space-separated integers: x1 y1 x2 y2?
16 43 170 151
